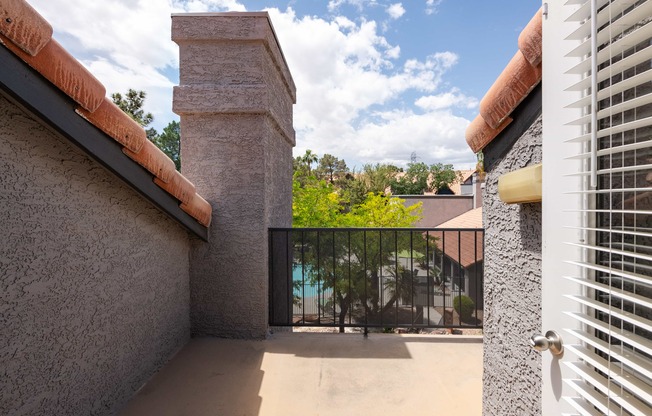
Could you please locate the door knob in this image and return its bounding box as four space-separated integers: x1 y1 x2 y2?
529 330 563 356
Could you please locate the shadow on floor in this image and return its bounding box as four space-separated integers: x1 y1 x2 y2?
119 333 483 416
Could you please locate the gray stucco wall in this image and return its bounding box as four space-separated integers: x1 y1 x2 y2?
0 94 191 416
173 13 295 339
482 115 542 415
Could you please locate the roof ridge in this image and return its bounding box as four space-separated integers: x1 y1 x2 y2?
465 8 542 154
0 0 211 227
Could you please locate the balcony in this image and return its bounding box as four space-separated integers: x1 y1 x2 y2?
119 333 482 416
270 228 484 331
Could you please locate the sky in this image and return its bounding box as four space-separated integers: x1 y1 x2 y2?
28 0 541 170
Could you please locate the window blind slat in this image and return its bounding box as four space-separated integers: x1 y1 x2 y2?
567 345 652 407
566 69 652 108
559 1 652 413
564 276 652 310
565 20 652 75
565 360 652 415
567 260 652 286
565 46 652 94
566 328 652 381
566 311 652 356
566 295 652 333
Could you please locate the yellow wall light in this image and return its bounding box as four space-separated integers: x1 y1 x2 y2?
498 163 542 204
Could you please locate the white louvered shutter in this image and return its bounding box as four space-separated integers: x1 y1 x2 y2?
556 0 652 414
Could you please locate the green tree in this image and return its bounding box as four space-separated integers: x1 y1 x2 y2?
151 121 181 171
292 178 423 331
430 163 461 194
390 162 430 195
315 154 348 183
111 89 157 140
390 162 461 195
112 89 182 171
292 179 342 227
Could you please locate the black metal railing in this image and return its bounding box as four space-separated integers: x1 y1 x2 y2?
269 228 484 330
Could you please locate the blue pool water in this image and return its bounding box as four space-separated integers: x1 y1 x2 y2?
293 265 332 299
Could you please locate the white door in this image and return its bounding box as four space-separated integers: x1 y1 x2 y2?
542 0 652 414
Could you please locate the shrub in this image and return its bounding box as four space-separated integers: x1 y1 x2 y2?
453 295 475 322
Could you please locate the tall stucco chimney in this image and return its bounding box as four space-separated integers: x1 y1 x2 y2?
172 12 296 338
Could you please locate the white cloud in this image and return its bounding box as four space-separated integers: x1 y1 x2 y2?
386 3 405 20
415 88 478 111
328 0 379 12
267 8 474 167
27 0 477 168
425 0 443 15
29 0 246 131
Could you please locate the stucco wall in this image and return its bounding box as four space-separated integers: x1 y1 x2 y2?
482 115 542 415
173 13 295 339
0 94 191 416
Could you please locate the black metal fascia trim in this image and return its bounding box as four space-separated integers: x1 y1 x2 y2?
483 83 542 172
0 46 209 241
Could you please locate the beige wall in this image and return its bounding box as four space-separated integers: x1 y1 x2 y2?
401 195 474 227
0 93 191 416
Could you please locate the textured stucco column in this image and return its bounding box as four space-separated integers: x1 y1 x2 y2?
172 12 296 338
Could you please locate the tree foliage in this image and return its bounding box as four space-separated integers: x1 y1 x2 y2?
112 89 181 171
315 153 348 183
389 162 461 195
152 121 181 170
292 175 424 331
111 89 153 128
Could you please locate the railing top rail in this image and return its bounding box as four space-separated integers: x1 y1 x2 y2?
269 227 485 232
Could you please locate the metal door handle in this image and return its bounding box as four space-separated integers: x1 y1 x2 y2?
530 330 564 356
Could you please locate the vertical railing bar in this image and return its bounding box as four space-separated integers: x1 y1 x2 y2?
380 230 383 328
301 230 306 325
482 229 485 330
474 230 479 325
410 230 414 325
288 230 293 325
458 230 462 326
332 229 336 327
364 230 368 329
395 229 399 327
317 230 321 324
268 229 274 325
426 230 430 326
442 231 446 324
348 231 352 326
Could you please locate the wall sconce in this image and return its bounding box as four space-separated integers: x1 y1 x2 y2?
498 163 542 204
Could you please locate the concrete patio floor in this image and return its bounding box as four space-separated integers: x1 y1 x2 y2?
119 332 482 416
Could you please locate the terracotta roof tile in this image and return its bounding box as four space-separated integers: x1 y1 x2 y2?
466 114 512 154
465 7 542 153
181 194 212 227
154 170 196 205
479 51 541 130
0 0 51 56
518 9 543 66
1 0 212 228
431 207 483 268
76 98 147 153
123 140 176 184
1 34 105 112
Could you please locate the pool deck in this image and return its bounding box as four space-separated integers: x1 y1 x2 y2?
119 332 482 416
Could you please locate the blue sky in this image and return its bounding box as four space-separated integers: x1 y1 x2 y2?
29 0 541 170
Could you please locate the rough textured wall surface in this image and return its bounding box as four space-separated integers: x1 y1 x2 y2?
0 94 191 416
483 115 542 416
173 13 295 339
